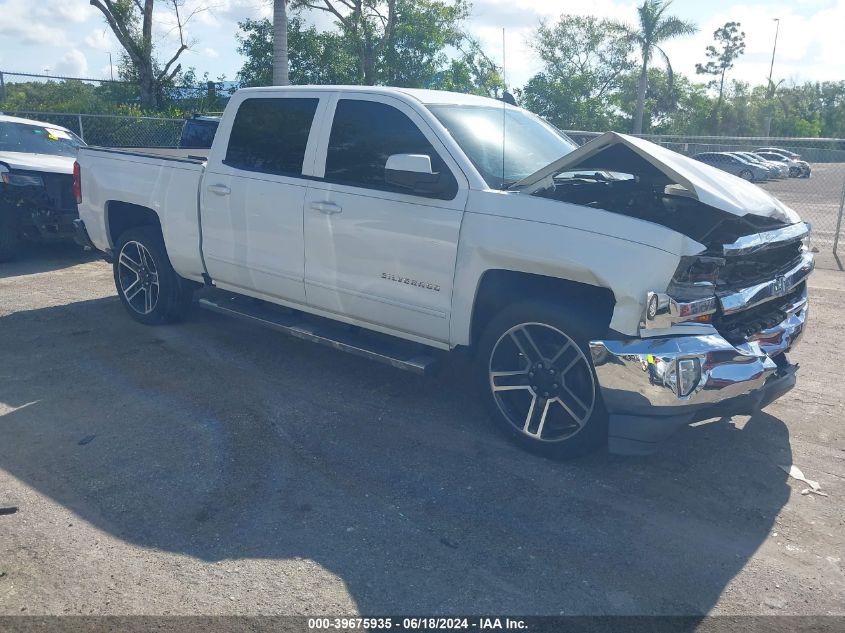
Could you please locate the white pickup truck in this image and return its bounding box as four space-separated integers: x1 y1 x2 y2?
75 86 813 456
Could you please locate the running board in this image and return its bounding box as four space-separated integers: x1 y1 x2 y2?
198 294 439 375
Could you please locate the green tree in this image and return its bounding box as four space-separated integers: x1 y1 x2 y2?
520 15 634 130
695 21 746 130
432 38 503 97
818 81 845 138
621 0 697 134
89 0 205 109
236 16 357 87
291 0 469 86
616 68 712 133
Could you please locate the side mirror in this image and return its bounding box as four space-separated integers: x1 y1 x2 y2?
385 153 444 195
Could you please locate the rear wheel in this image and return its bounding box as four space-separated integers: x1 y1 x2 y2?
476 301 607 458
113 226 194 325
739 169 754 181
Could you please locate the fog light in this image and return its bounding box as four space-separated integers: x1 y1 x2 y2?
676 358 701 398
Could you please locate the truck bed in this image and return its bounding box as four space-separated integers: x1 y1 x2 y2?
76 144 207 283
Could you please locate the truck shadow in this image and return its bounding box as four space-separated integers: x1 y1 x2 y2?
0 296 793 615
0 242 97 279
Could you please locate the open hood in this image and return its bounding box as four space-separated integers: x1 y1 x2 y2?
512 132 800 225
0 151 76 175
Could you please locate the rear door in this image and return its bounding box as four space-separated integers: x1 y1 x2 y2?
303 94 468 344
200 92 327 304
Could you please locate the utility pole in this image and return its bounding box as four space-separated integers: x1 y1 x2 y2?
765 18 780 137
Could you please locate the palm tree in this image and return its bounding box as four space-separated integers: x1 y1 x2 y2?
273 0 290 85
625 0 697 134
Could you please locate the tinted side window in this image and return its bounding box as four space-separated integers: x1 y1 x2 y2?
180 119 219 149
225 98 318 176
325 99 458 199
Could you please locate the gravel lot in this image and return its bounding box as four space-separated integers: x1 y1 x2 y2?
0 244 843 617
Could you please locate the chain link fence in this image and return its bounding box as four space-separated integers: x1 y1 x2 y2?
3 110 186 148
565 131 845 254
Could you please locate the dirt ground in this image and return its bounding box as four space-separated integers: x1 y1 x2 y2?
0 243 843 617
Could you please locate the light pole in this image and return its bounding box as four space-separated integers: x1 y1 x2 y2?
768 18 780 88
107 52 114 81
765 18 780 137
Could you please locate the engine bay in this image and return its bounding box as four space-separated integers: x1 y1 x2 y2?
533 172 786 248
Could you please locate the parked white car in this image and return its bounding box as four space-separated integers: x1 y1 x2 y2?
75 86 812 457
0 114 86 260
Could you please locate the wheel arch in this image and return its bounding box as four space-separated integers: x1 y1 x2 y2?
105 201 162 249
466 269 616 352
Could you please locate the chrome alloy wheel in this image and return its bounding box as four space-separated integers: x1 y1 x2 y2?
117 240 160 315
488 322 596 442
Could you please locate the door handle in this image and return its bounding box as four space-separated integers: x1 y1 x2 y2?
310 201 342 215
207 184 231 196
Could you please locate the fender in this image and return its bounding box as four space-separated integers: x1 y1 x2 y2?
450 192 706 345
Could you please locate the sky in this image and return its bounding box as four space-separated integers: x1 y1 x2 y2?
0 0 843 91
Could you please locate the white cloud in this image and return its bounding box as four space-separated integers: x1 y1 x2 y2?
0 0 842 90
662 1 845 88
53 49 89 77
84 28 117 52
35 0 91 24
0 0 69 47
466 0 845 90
467 0 640 88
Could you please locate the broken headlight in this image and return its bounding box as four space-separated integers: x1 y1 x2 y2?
642 255 723 330
0 170 44 187
0 166 44 187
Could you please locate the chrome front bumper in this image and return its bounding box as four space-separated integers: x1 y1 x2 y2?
589 286 808 454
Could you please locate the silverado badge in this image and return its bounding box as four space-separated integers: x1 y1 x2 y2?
382 272 441 292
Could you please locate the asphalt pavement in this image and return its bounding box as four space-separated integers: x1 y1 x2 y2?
0 244 843 617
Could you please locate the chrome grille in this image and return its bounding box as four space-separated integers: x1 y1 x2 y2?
717 240 804 289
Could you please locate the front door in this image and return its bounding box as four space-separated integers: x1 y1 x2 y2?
303 95 468 344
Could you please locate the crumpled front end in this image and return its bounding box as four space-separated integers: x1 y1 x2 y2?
589 223 813 455
0 169 79 241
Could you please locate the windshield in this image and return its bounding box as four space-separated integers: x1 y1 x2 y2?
427 105 577 189
0 122 85 157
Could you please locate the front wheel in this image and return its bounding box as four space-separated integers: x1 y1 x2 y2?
476 301 607 458
113 226 194 325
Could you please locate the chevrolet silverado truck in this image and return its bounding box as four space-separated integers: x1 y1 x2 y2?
75 86 813 456
0 114 86 261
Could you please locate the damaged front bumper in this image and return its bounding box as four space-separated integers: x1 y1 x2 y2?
1 174 79 241
589 286 808 455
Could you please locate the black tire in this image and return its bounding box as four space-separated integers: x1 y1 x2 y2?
113 226 194 325
739 169 754 181
476 300 608 459
0 214 20 263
